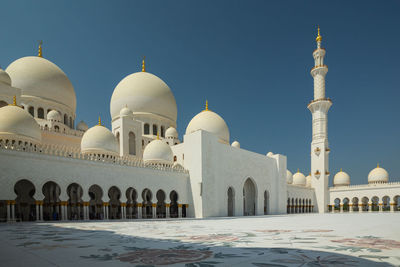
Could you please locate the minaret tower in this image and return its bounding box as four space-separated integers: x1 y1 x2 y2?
308 26 332 213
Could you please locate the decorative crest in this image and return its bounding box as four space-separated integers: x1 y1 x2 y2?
316 25 322 43
142 56 146 72
38 40 43 57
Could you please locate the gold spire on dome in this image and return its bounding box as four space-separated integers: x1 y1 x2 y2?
156 131 160 140
38 41 43 58
316 25 322 43
142 56 146 72
8 96 17 106
202 100 209 112
340 168 343 172
98 116 102 126
377 163 380 168
297 169 300 173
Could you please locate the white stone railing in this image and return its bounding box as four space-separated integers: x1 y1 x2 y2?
329 181 400 190
40 125 85 137
0 140 188 174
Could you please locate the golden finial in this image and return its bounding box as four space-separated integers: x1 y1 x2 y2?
38 40 43 57
12 96 16 106
98 116 102 126
297 168 300 173
203 100 209 112
340 168 342 172
156 131 160 140
142 56 146 72
316 25 322 43
377 163 380 168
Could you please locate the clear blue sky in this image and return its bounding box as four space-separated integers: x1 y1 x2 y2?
1 1 399 185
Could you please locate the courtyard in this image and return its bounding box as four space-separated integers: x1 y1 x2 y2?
0 213 399 266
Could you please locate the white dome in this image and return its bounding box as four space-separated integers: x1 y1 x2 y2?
81 125 119 155
306 174 312 187
293 171 306 186
119 106 133 117
266 152 274 156
143 139 173 164
0 105 41 143
165 127 178 139
368 164 389 184
110 72 177 122
47 110 61 122
0 68 11 85
6 56 76 112
286 170 293 184
76 121 88 132
231 141 240 148
186 109 230 144
333 169 350 186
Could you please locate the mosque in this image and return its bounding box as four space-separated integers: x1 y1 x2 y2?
0 28 399 222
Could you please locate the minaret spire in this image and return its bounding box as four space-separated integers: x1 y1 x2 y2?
38 41 43 58
98 116 102 126
308 26 332 214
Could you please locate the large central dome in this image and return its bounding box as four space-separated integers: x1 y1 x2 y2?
6 56 76 112
110 72 177 122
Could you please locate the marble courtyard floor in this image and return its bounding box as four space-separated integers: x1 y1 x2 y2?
0 213 399 266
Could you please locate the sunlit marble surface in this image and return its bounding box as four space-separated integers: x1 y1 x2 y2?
1 213 399 266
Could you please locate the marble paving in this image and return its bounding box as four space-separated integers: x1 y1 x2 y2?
0 213 399 266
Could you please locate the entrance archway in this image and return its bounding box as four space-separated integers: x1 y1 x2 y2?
126 187 137 219
14 180 36 221
264 190 269 215
67 183 83 220
108 186 121 219
42 181 61 221
88 184 103 220
156 190 166 218
243 178 256 216
227 187 234 216
142 189 153 219
170 190 179 218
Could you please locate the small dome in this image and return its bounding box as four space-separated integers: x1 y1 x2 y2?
110 72 177 122
165 127 178 139
81 125 119 155
333 169 350 186
266 152 274 156
143 139 173 164
0 105 41 143
368 164 389 184
6 56 76 112
286 170 293 184
47 110 61 122
119 106 132 117
231 141 240 148
76 121 88 132
0 68 11 85
306 174 312 187
186 109 230 144
293 170 306 186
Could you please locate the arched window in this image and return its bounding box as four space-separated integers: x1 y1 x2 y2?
69 117 73 128
173 156 177 162
0 101 8 108
116 132 120 146
28 106 34 117
129 132 136 155
64 114 68 125
37 108 44 119
144 123 150 135
161 126 165 137
153 124 158 135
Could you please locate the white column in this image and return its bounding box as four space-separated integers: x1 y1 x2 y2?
36 204 40 221
121 205 126 220
166 204 170 218
152 204 156 219
339 204 343 213
359 204 363 213
331 205 334 213
178 204 182 218
390 203 395 212
137 204 142 219
379 203 383 213
368 202 373 213
40 203 43 220
103 205 106 219
349 204 353 213
6 201 11 222
11 203 15 221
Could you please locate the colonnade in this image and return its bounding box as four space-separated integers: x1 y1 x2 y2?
287 198 313 214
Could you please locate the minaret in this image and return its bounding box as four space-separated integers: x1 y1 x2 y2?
308 26 332 213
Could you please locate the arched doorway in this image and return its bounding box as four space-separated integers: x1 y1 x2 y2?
108 186 121 219
361 197 369 212
243 178 256 216
42 181 61 221
129 132 136 155
371 196 379 211
88 185 103 220
142 189 153 219
156 190 166 218
67 183 83 220
264 190 269 215
170 191 179 218
343 198 349 212
227 187 234 216
126 187 137 219
14 180 36 221
352 197 359 212
382 196 390 211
